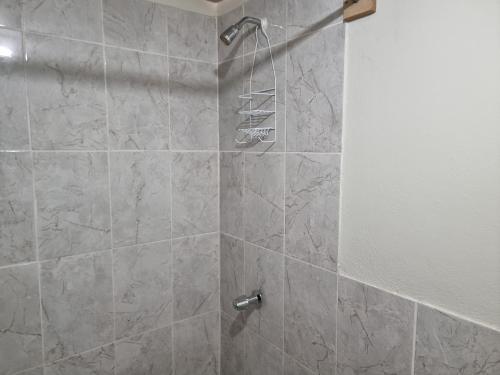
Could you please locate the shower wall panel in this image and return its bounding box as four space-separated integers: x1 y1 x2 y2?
218 1 500 375
0 1 219 374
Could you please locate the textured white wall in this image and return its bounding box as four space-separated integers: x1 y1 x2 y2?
340 0 500 330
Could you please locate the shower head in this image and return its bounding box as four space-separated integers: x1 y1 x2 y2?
219 16 262 46
220 24 240 45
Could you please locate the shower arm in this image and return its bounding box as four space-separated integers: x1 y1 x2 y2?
234 16 262 30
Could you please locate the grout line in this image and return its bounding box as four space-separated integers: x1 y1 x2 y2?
36 263 45 368
23 30 103 46
0 24 22 32
24 308 220 374
170 231 220 242
169 54 218 66
1 149 218 153
241 139 247 371
215 15 222 374
411 303 418 375
242 233 340 275
173 309 220 326
22 28 218 65
112 311 218 346
284 252 338 275
335 260 340 374
337 12 349 279
338 272 500 333
36 248 113 265
336 15 348 375
36 342 115 369
220 231 244 243
0 260 40 271
112 238 172 252
99 3 117 363
166 17 176 369
2 149 339 155
282 10 289 369
168 149 219 153
12 366 43 375
22 14 47 367
0 150 32 153
220 231 339 277
20 27 210 65
112 321 170 345
12 231 222 269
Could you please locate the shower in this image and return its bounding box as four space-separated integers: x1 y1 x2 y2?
219 16 263 45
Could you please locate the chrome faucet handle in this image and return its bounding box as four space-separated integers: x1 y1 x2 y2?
232 290 263 311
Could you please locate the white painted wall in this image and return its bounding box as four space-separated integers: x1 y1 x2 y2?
340 0 500 330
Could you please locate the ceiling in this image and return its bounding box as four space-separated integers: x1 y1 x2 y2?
155 0 244 16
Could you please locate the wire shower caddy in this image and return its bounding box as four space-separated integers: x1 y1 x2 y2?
236 25 277 145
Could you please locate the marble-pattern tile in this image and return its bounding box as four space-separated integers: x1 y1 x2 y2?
0 153 35 267
285 153 340 271
26 34 106 150
23 0 102 42
240 45 286 152
284 355 316 375
0 0 22 29
221 312 245 375
284 257 337 374
244 242 284 349
44 344 115 375
169 58 218 150
41 251 113 362
174 312 220 375
337 277 415 375
415 305 500 375
287 0 343 38
167 7 216 63
34 152 111 260
0 29 29 150
103 0 167 54
218 6 244 63
220 152 244 238
106 47 169 150
245 329 283 375
173 233 219 320
114 241 172 339
218 56 245 152
0 264 42 375
110 151 170 247
220 234 244 317
243 0 286 54
244 153 284 252
286 26 344 152
15 368 43 375
171 152 218 238
115 326 173 375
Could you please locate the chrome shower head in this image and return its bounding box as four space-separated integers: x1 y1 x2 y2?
219 16 262 46
220 24 240 45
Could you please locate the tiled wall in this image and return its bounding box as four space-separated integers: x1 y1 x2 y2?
218 1 500 375
2 1 500 375
218 0 344 373
0 1 219 374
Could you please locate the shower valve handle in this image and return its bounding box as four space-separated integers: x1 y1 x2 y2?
232 291 263 311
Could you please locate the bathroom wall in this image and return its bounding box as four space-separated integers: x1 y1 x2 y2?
219 1 500 375
341 0 500 331
218 0 345 373
0 1 219 374
3 1 500 375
